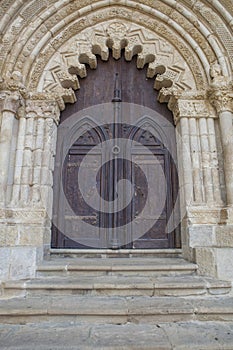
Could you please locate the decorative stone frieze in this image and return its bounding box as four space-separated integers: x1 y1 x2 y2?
187 206 228 225
166 91 211 124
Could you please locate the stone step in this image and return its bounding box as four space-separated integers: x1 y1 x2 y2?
0 320 233 349
1 295 233 325
50 248 182 259
2 275 231 298
37 257 198 277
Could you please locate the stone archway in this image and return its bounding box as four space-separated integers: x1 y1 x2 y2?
0 2 233 281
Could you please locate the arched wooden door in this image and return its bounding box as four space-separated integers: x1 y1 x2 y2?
51 55 180 249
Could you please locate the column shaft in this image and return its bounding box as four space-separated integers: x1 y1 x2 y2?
0 110 16 203
207 117 222 204
219 110 233 205
199 117 214 203
179 117 193 204
11 116 26 204
189 117 203 203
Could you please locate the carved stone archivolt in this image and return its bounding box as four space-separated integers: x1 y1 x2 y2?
39 21 196 105
0 0 231 109
1 0 232 99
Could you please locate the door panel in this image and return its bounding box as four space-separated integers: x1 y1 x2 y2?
51 54 180 249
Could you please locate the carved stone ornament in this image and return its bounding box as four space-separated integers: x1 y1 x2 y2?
159 90 210 123
208 61 233 114
25 99 61 124
208 87 233 114
187 206 228 225
0 208 47 225
0 90 23 116
39 21 196 105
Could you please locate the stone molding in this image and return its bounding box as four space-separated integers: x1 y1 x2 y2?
0 208 47 225
187 206 228 225
39 20 196 107
0 0 232 85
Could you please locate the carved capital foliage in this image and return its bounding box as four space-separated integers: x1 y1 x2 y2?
208 86 233 114
40 20 196 106
163 90 211 124
25 97 61 124
0 90 23 117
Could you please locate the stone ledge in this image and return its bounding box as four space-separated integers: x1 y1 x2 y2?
1 296 233 324
2 275 231 298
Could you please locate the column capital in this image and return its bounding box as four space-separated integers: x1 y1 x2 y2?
25 95 61 124
0 91 23 116
208 85 233 114
161 89 211 124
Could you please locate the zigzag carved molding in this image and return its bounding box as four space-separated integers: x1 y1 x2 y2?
41 21 196 104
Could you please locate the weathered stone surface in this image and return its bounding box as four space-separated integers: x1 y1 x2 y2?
0 248 11 281
0 321 233 349
188 225 215 247
9 247 37 280
160 321 233 350
36 257 198 277
3 273 231 298
195 247 217 277
216 248 233 280
215 225 233 247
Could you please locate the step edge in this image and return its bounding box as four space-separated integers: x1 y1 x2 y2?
36 265 198 272
50 249 182 255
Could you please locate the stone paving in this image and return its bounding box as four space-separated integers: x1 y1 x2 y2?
0 321 233 349
1 257 233 349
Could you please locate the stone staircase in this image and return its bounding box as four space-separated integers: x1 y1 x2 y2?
1 250 233 349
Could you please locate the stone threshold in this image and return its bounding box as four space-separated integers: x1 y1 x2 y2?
36 257 198 277
49 248 182 259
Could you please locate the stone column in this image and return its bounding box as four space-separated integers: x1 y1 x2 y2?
206 117 222 204
22 99 60 211
0 92 21 205
11 114 27 205
178 116 193 206
172 98 211 206
168 94 224 264
209 87 233 206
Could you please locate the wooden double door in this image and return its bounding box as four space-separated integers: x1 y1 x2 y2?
51 55 180 249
